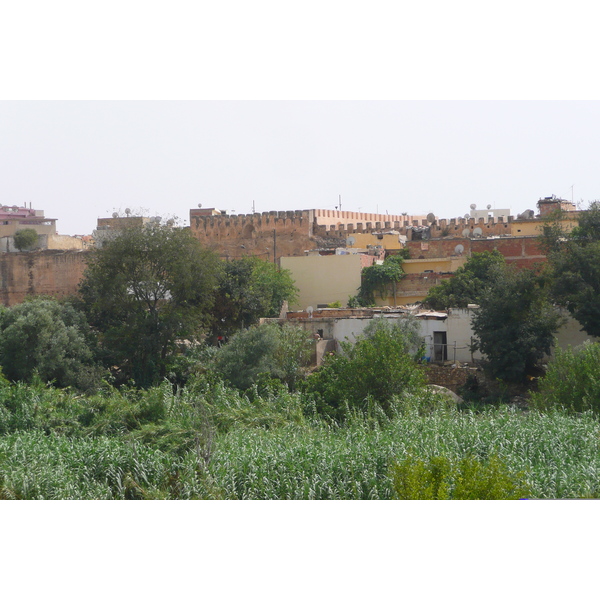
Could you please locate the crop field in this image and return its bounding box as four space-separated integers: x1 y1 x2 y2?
1 378 599 500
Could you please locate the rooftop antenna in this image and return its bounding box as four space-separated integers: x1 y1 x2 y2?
339 194 342 212
252 200 255 214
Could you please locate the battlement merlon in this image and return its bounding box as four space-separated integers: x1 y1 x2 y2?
189 209 316 239
189 207 555 245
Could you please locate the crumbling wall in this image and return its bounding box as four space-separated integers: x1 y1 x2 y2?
424 364 477 393
0 250 88 306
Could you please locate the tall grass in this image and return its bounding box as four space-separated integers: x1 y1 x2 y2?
1 377 600 499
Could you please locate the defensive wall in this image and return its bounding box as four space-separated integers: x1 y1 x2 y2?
189 207 552 260
189 209 316 261
0 250 88 306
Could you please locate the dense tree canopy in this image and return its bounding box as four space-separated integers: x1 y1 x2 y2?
0 298 105 391
471 265 563 383
78 223 222 387
212 256 298 338
423 250 506 310
545 202 600 337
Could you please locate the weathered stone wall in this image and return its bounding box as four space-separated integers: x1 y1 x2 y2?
0 250 88 306
189 207 551 263
424 364 477 393
189 209 316 262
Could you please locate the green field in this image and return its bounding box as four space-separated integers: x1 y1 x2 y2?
1 379 599 499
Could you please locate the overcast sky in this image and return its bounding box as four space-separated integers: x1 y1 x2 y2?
1 100 599 236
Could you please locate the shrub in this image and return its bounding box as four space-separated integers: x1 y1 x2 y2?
0 298 106 392
213 323 313 391
302 317 426 420
391 454 530 500
13 228 38 251
530 342 600 414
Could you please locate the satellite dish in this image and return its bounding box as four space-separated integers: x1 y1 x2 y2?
347 236 356 247
464 214 470 219
124 208 131 215
307 306 314 317
155 216 162 223
462 228 470 237
455 244 464 255
426 212 435 223
487 204 492 210
166 218 175 226
473 227 483 237
470 203 477 210
112 212 118 218
198 203 202 208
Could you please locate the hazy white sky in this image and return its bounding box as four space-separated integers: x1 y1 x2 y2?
1 100 599 235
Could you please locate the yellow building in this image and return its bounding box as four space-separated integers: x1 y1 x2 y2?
346 231 405 250
281 253 377 311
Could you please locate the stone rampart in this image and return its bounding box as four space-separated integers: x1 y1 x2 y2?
189 206 546 262
0 250 88 306
189 209 316 260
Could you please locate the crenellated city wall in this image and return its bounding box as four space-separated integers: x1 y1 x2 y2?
189 209 316 260
189 207 534 260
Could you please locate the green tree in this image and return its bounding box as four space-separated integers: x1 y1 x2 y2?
355 254 406 306
303 317 426 420
0 298 105 391
78 223 222 387
545 202 600 337
213 323 313 391
423 250 506 310
13 228 38 251
471 265 563 383
212 256 297 338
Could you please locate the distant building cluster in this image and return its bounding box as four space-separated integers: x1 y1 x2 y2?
0 195 584 366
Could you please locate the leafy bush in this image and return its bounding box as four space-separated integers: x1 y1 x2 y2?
213 323 313 391
13 228 38 251
530 342 600 414
356 255 405 305
302 317 426 420
391 454 530 500
0 298 106 392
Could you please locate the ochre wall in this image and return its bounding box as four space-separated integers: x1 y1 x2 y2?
0 250 88 306
281 253 377 310
190 210 316 262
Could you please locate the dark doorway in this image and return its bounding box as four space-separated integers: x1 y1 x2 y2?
433 331 447 362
